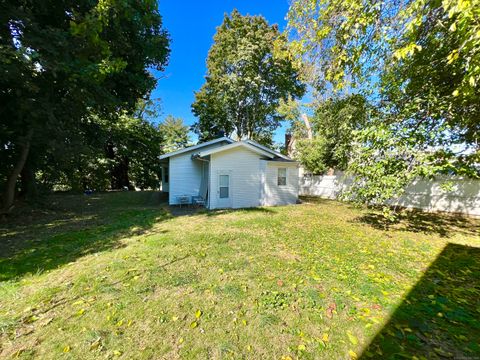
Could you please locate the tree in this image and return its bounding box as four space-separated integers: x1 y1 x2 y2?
192 9 305 145
158 115 190 153
287 0 479 215
293 95 369 174
103 109 163 191
0 0 170 213
19 101 163 193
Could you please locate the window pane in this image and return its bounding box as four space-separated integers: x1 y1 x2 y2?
219 187 229 198
278 168 287 186
219 175 229 187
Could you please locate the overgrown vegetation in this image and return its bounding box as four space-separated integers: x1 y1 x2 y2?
284 95 369 174
0 0 174 213
1 193 479 359
286 0 480 214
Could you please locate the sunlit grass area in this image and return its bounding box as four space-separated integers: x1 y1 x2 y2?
1 192 479 359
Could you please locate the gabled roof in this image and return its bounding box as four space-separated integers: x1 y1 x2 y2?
195 141 276 159
244 139 291 160
159 137 234 159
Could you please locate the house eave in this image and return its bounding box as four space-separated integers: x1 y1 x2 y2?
159 137 235 160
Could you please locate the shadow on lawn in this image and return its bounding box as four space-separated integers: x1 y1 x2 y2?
356 210 480 238
361 243 480 359
167 205 276 218
0 192 170 282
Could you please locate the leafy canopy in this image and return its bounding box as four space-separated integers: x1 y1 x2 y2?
192 9 305 144
159 115 190 153
293 95 369 174
0 0 170 206
287 0 480 214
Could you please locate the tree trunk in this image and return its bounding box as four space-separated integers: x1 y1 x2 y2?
1 128 34 214
301 114 313 140
20 158 37 201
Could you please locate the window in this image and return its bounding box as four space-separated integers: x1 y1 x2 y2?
219 174 229 198
277 168 287 186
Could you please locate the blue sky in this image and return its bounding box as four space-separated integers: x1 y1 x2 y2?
151 0 291 145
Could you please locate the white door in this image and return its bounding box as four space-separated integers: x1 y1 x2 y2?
217 172 232 208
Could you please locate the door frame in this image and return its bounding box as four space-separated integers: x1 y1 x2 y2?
216 170 233 208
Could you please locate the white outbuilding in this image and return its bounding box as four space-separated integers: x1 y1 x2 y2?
159 137 299 209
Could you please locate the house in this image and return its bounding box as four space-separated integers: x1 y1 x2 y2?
159 137 299 209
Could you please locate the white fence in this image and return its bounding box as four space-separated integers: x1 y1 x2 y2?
299 172 480 217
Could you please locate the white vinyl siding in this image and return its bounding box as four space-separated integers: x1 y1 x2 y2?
209 147 262 209
262 162 299 206
168 141 228 205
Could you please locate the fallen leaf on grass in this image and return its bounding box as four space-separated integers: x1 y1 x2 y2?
347 331 358 345
90 337 102 351
25 315 39 323
195 310 202 319
190 321 198 329
326 303 337 319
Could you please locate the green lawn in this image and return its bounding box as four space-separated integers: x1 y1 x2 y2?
1 192 479 359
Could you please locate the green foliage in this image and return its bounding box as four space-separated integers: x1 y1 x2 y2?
287 0 480 215
192 9 305 144
295 137 330 175
159 115 190 153
0 0 170 206
294 95 369 174
345 123 427 220
41 103 163 192
105 110 163 190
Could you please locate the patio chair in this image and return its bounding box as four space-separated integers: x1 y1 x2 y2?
176 194 190 208
192 195 206 208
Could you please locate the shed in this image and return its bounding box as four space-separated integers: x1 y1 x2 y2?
159 137 299 209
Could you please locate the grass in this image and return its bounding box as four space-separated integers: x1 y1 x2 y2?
0 192 479 359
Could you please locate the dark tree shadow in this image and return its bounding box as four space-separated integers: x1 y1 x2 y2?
0 191 170 282
361 243 480 359
167 205 276 218
355 209 480 237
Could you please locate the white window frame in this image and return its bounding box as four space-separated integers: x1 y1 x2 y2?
219 174 230 199
277 167 287 186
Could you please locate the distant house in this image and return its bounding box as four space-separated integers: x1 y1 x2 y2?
159 137 299 209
